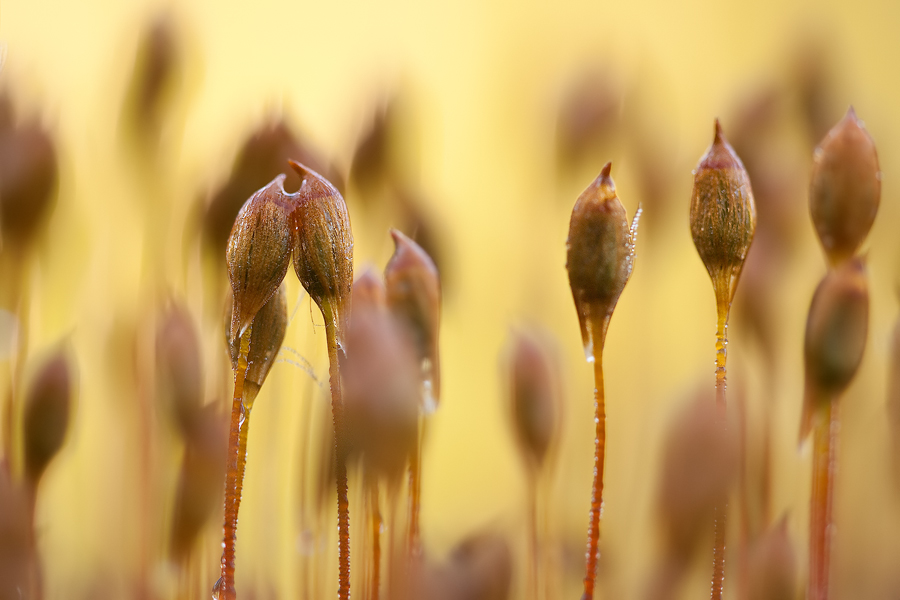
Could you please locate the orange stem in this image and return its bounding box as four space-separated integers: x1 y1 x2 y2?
581 352 606 600
407 418 423 560
323 302 351 600
710 305 729 600
808 401 837 600
217 325 251 599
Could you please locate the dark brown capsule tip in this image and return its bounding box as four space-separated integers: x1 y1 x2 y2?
289 159 339 200
580 162 617 204
697 120 744 172
388 229 440 279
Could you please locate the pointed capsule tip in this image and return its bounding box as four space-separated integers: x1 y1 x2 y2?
600 161 612 178
713 118 724 144
287 158 309 177
846 105 857 120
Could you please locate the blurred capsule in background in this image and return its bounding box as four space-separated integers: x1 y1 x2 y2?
344 276 420 484
792 38 840 151
744 518 797 600
0 91 58 257
119 13 183 154
349 96 398 196
657 391 738 562
404 531 512 600
505 328 562 472
809 107 880 267
555 66 622 181
156 301 204 438
169 404 228 563
385 229 441 410
23 348 74 488
800 257 869 439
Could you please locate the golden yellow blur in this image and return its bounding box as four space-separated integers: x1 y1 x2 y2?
3 0 900 598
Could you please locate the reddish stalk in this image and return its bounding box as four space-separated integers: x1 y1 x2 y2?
582 341 606 600
808 401 837 600
323 300 351 600
217 325 252 599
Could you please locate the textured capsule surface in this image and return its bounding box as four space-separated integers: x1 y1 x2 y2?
226 175 293 343
690 121 756 308
566 162 638 355
289 160 354 320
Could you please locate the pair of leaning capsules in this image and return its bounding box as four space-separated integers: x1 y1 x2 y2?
226 159 353 352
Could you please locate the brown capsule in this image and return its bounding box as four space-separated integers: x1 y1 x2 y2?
22 349 73 486
227 283 288 409
809 107 880 266
657 392 738 560
800 257 868 439
289 160 354 327
746 518 797 600
565 162 640 358
384 229 441 407
555 67 622 174
448 531 513 600
0 111 58 253
506 329 561 470
226 175 293 344
349 98 396 193
169 404 228 562
690 120 756 310
343 303 420 483
156 302 203 436
120 13 180 147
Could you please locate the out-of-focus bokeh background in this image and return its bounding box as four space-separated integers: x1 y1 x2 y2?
3 0 900 598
